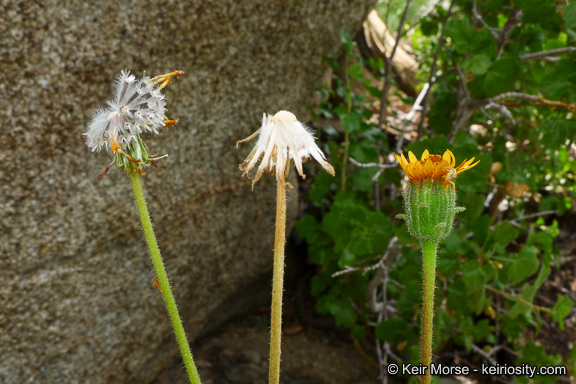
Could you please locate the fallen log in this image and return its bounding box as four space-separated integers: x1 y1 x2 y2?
356 10 419 97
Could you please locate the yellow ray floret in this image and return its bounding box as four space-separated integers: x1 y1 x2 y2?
395 149 480 187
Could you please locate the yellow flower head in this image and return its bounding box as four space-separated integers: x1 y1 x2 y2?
395 149 479 187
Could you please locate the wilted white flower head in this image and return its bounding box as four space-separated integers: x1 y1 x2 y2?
84 70 181 152
238 110 335 185
83 70 183 178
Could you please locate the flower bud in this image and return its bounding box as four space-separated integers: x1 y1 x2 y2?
399 180 464 243
395 149 479 244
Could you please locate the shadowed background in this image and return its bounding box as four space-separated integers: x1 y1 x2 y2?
0 1 376 383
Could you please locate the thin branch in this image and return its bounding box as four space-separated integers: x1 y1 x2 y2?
509 210 557 225
521 46 576 61
405 83 429 122
472 0 499 39
384 0 393 33
417 0 456 137
383 343 403 362
349 157 397 170
332 237 399 278
332 262 384 278
471 344 498 366
489 92 575 111
465 210 557 238
349 157 397 210
377 254 390 384
378 0 413 130
397 83 429 151
496 7 522 58
484 102 515 125
486 285 552 313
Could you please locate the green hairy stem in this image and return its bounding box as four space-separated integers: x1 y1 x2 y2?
129 171 202 384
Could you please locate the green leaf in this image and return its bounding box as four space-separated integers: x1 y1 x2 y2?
492 221 519 247
517 342 563 384
437 248 459 278
461 261 487 313
364 84 382 98
420 19 438 36
552 295 574 330
515 0 562 29
452 130 477 147
395 224 414 245
323 55 342 71
445 19 475 54
472 319 493 341
322 195 393 257
537 118 576 150
444 18 495 57
349 64 364 81
348 211 393 256
311 273 332 296
428 93 457 135
338 248 356 267
508 264 551 319
462 260 487 294
564 3 576 30
472 215 492 244
406 135 451 157
450 146 490 194
308 171 335 204
447 279 468 312
340 29 354 56
375 317 407 342
507 246 539 284
461 54 492 75
469 55 521 98
340 111 362 134
295 215 330 248
541 53 576 101
328 300 356 327
458 192 486 224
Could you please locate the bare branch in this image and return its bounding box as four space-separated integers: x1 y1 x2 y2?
509 210 557 226
489 92 576 111
384 0 392 31
491 92 541 102
417 0 456 137
449 65 486 140
349 157 397 170
465 210 557 239
378 0 413 130
472 0 499 39
521 47 576 61
397 83 429 151
471 344 498 366
484 102 515 125
496 8 522 58
332 237 399 278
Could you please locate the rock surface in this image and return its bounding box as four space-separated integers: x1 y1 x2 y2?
0 1 376 383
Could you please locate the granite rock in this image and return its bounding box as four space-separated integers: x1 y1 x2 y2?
0 1 376 383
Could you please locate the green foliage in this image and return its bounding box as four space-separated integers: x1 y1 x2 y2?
515 343 564 384
552 295 574 330
469 55 522 98
299 0 576 379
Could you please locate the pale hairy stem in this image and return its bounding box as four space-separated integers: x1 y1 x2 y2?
269 177 287 384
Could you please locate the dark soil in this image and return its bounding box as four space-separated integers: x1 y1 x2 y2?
151 277 380 384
